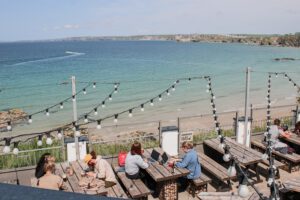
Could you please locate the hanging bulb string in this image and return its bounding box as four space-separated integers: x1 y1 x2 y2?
0 75 208 145
0 82 93 127
282 73 300 91
80 83 120 119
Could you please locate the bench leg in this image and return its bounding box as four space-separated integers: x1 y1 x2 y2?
254 163 262 183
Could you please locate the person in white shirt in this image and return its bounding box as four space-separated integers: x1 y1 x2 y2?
125 141 149 179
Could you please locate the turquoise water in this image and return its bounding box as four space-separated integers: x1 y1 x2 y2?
0 41 299 135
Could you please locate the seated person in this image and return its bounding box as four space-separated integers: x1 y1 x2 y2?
84 151 117 188
269 119 289 153
170 141 201 191
279 124 292 138
38 161 63 190
125 141 149 179
35 153 53 179
294 121 300 136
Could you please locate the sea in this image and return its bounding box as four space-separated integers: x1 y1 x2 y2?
0 40 299 136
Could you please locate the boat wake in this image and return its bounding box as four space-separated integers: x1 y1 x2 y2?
10 51 85 66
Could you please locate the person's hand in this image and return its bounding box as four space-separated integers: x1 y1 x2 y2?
86 171 96 177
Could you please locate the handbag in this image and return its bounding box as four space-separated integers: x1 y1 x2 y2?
118 151 127 167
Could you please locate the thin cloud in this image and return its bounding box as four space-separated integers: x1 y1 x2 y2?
63 24 80 29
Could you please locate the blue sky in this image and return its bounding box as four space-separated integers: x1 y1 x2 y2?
1 0 300 41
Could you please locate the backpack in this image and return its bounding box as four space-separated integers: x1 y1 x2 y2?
118 151 127 167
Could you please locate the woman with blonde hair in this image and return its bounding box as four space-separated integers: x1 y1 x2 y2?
38 161 63 190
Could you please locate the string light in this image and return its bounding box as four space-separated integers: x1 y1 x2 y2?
72 95 76 102
96 120 102 129
114 87 118 93
46 109 50 116
3 138 11 153
83 88 87 95
84 115 88 123
28 115 32 124
172 85 175 91
57 129 63 140
12 142 19 155
60 102 64 109
150 99 154 106
159 94 162 101
167 90 170 96
238 175 250 198
93 82 96 88
37 135 43 146
102 101 106 108
94 108 98 116
114 114 118 123
141 104 144 112
223 145 231 162
75 126 81 137
114 83 118 88
227 159 237 176
7 121 12 131
128 109 133 118
46 133 53 145
109 94 112 101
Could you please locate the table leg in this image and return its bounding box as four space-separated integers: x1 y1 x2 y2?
254 163 261 183
158 180 178 200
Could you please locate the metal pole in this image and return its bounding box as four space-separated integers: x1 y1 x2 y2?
234 111 238 137
244 67 251 147
71 76 80 160
158 121 162 147
177 117 180 153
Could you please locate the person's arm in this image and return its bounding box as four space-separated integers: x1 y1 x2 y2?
175 153 191 168
136 156 149 169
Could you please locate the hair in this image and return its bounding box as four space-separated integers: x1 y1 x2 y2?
274 119 281 126
44 161 56 173
90 151 97 159
181 141 193 149
131 141 142 155
35 153 51 178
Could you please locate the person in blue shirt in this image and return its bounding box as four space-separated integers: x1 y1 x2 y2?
170 141 201 191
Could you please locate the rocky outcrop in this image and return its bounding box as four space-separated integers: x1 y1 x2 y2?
0 109 27 128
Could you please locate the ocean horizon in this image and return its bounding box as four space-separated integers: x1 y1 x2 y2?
0 40 300 136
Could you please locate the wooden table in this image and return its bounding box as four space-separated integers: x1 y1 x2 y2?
281 134 300 153
143 148 190 200
283 179 300 192
204 137 262 182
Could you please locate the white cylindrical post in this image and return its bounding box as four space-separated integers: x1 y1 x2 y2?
71 76 80 160
244 67 251 147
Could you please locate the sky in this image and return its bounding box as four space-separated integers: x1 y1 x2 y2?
0 0 300 41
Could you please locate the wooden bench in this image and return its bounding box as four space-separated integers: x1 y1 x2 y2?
189 173 212 198
198 152 236 191
112 163 151 200
198 192 260 200
251 139 300 173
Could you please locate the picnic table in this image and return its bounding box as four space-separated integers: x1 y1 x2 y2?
143 147 190 200
283 178 300 192
204 137 262 182
280 134 300 153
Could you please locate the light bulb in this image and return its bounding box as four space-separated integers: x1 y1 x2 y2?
93 83 96 88
129 110 133 118
167 91 170 96
114 115 118 123
46 109 50 116
219 143 225 149
97 124 102 129
57 132 63 140
150 100 154 106
3 146 10 154
213 96 216 99
206 89 209 93
223 153 231 162
114 88 118 93
141 106 144 112
84 115 88 123
102 101 105 108
75 130 81 137
109 95 112 101
159 96 162 101
28 116 33 123
267 178 274 186
13 148 19 155
46 137 53 145
60 103 64 109
37 140 43 147
262 153 268 160
227 165 236 176
172 86 175 91
94 111 98 115
206 84 210 88
72 96 76 102
83 89 87 95
7 124 12 131
114 83 118 88
238 184 249 198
